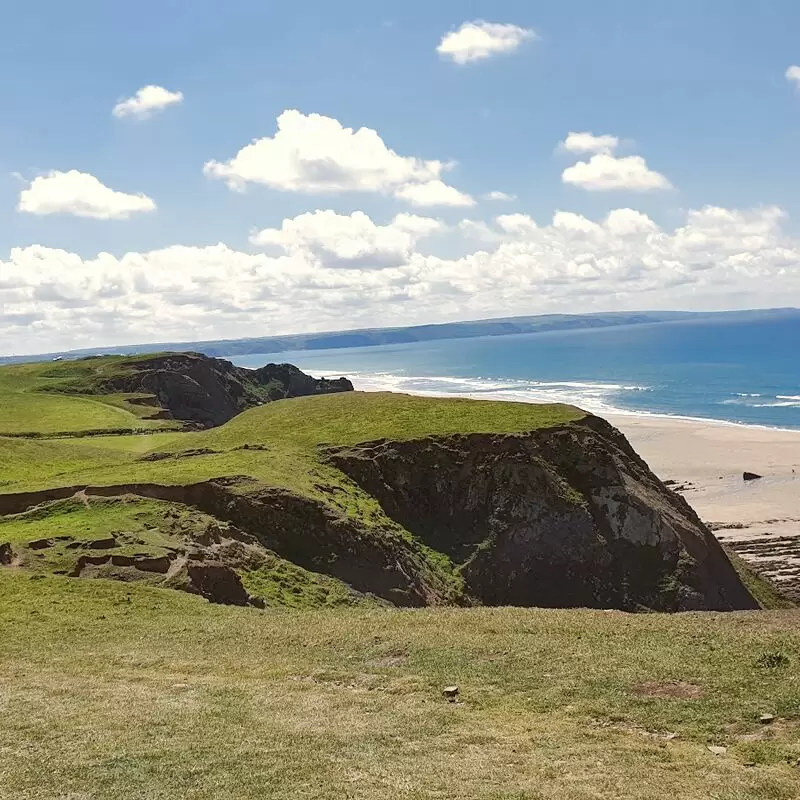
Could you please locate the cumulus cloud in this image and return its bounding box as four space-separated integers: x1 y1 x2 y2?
786 65 800 89
559 132 620 155
558 132 671 192
250 210 442 269
394 180 475 207
562 153 672 192
486 191 516 201
17 170 157 219
437 21 536 64
3 205 798 355
112 85 184 119
204 109 471 206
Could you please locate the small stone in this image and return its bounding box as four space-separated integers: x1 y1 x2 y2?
743 471 763 482
760 713 776 724
443 685 459 701
707 745 727 756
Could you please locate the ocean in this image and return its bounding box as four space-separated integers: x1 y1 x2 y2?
230 313 800 430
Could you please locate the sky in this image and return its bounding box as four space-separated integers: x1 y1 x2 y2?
2 0 800 355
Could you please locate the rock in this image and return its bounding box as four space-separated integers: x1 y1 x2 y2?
443 685 459 701
187 562 252 607
85 536 118 550
760 713 776 724
743 472 763 482
95 353 354 429
0 542 12 565
327 416 759 611
707 745 728 756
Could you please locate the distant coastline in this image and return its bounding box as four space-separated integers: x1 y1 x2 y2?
2 307 798 364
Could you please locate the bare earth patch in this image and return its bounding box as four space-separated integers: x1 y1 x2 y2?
633 680 705 699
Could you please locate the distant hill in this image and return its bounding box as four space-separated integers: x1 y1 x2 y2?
3 307 798 364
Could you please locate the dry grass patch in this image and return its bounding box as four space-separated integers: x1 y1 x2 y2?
1 574 799 799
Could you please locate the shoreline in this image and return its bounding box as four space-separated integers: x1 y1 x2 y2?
608 413 800 600
299 368 800 434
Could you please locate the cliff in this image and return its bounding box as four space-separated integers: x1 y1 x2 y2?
0 383 760 611
70 352 354 428
326 415 757 611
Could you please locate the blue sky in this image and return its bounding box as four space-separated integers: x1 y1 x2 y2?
2 0 800 354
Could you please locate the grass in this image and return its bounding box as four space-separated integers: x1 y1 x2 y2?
0 432 183 490
0 572 798 799
242 557 383 608
0 356 179 435
0 391 583 494
726 551 797 611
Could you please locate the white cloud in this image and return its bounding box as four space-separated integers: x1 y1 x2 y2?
3 205 798 355
562 153 672 192
559 132 620 155
604 208 658 236
496 213 538 235
17 170 157 219
112 85 184 119
250 210 442 269
437 21 536 64
786 65 800 88
394 180 475 207
486 191 516 201
204 109 469 206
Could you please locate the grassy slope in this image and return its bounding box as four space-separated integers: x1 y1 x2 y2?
0 356 179 435
1 573 798 800
1 392 584 492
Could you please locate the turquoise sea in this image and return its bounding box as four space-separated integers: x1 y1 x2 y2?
231 312 800 430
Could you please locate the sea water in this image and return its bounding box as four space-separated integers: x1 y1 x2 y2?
230 313 800 430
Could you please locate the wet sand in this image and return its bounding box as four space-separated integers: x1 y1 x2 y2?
610 414 800 597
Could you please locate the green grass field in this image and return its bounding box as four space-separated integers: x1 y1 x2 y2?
0 573 798 800
0 391 583 503
0 356 179 436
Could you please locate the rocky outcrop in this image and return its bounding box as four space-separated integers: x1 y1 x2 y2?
89 353 353 428
0 479 463 607
186 562 260 607
325 416 758 612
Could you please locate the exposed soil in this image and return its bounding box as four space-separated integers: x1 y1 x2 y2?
634 681 705 700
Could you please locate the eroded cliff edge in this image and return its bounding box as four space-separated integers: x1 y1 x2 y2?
78 353 354 427
325 415 758 611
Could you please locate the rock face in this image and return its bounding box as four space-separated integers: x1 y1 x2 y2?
97 353 353 427
186 562 255 606
326 416 758 612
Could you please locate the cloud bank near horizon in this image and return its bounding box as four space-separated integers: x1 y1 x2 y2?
3 203 797 355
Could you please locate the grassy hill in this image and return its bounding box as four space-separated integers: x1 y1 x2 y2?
1 354 799 798
0 355 182 436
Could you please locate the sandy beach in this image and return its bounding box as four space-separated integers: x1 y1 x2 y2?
609 414 800 598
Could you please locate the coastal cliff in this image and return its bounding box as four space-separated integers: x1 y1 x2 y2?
326 415 757 611
56 352 355 428
0 354 761 611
